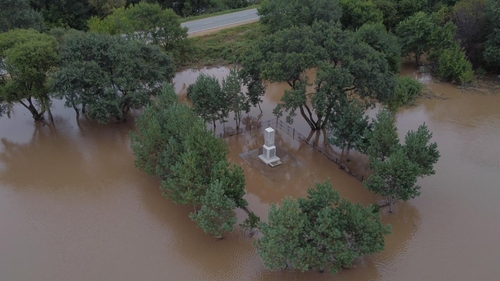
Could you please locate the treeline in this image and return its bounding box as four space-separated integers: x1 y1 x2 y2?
0 2 191 122
0 0 256 31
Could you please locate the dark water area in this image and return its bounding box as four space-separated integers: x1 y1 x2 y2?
1 66 499 280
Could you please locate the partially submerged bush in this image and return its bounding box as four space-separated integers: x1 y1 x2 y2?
435 45 474 84
388 76 422 110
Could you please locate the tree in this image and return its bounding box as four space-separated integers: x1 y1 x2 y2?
222 68 250 130
189 180 237 239
0 0 44 32
255 180 390 273
257 0 342 32
239 44 267 114
387 76 422 110
0 29 58 120
435 44 474 84
255 197 308 270
354 22 402 73
52 31 175 123
396 12 455 65
29 0 93 30
87 2 189 63
328 99 370 160
240 211 260 237
187 73 229 131
452 0 490 67
375 0 430 30
483 0 500 70
89 0 126 18
365 116 440 213
403 123 440 177
131 84 247 234
340 0 383 30
129 84 187 175
247 23 395 130
364 148 421 213
367 109 400 162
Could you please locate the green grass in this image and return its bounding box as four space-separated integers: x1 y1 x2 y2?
180 5 260 23
180 22 267 68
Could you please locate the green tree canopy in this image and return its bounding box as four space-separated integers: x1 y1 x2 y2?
387 76 423 110
374 0 429 30
52 31 175 123
396 11 455 65
89 0 126 18
129 84 186 176
340 0 383 30
365 148 421 213
365 112 440 213
484 0 500 70
435 44 474 84
88 2 189 63
354 22 402 73
244 22 395 130
367 109 400 162
403 123 440 176
222 68 250 130
30 0 93 30
187 73 229 131
452 0 490 67
328 99 370 159
255 180 390 273
258 0 342 32
0 29 58 120
0 0 44 32
130 84 247 235
189 180 237 239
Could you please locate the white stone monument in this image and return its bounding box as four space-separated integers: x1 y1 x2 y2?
259 127 282 167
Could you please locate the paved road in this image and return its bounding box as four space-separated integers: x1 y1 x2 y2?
181 8 259 34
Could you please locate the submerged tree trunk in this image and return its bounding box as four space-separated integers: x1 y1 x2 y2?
20 97 45 121
389 197 394 214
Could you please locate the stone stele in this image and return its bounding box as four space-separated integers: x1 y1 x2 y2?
258 127 281 167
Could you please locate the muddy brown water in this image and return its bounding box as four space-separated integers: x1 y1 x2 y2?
1 66 500 280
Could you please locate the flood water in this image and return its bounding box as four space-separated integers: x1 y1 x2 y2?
1 66 499 280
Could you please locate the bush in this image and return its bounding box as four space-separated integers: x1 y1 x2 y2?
388 76 422 110
436 45 474 84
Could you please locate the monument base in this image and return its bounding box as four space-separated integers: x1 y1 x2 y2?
258 154 282 166
259 145 281 166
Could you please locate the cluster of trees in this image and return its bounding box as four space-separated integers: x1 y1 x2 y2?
255 180 391 273
1 2 191 122
87 2 190 64
0 0 256 32
364 110 440 213
325 98 439 215
258 0 500 84
130 85 247 238
187 68 265 131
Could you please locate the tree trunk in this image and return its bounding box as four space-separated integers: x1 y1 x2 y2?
26 100 44 121
236 112 241 131
389 197 394 214
299 106 318 130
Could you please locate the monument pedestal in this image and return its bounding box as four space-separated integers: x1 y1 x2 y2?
259 128 282 167
259 145 281 165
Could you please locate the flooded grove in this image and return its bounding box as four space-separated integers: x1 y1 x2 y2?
1 66 500 281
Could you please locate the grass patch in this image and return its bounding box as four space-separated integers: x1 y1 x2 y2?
180 5 260 23
180 22 268 68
